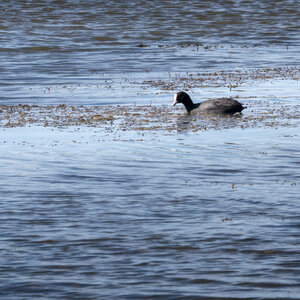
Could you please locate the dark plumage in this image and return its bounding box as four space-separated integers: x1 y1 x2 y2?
172 91 245 114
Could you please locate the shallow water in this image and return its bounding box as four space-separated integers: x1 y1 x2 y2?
1 1 300 299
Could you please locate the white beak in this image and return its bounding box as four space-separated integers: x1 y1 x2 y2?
172 94 178 106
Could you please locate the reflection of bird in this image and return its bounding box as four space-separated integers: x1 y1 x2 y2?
173 91 245 114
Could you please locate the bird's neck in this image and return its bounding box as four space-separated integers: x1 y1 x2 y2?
183 97 197 113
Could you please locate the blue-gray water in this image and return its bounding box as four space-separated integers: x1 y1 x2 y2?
1 1 300 299
1 0 299 104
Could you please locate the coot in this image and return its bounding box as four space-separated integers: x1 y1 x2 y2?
173 91 245 114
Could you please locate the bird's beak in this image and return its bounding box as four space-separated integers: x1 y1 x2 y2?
172 94 177 106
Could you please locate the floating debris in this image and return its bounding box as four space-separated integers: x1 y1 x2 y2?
135 67 300 91
0 101 300 134
137 42 147 48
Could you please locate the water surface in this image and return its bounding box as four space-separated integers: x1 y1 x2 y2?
0 1 300 299
0 0 299 104
1 125 300 299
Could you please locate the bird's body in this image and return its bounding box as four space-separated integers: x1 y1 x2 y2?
173 91 245 114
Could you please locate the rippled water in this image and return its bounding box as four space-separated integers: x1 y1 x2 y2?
1 0 299 104
1 126 300 299
1 1 300 299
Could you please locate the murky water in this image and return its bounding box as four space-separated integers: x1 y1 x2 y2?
1 1 300 299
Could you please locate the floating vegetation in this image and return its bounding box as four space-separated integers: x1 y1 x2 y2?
34 67 299 102
0 101 300 134
136 67 300 91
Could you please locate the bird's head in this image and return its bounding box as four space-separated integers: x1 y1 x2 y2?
172 91 191 106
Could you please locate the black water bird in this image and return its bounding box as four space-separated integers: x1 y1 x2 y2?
172 91 245 114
